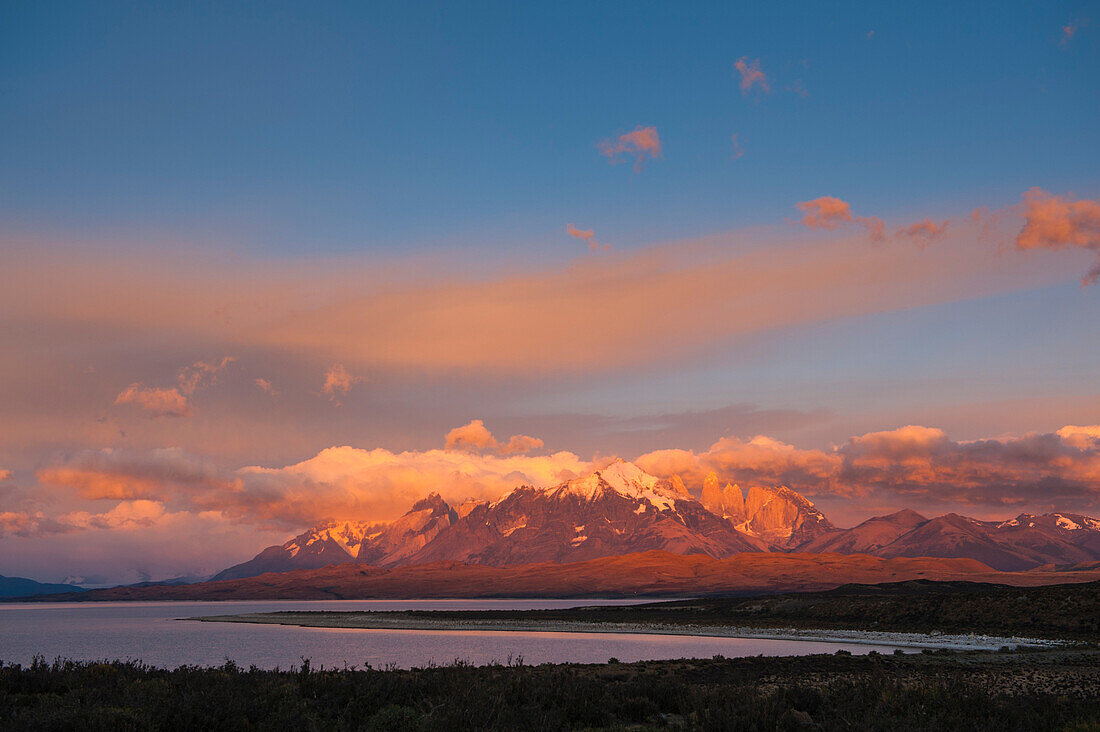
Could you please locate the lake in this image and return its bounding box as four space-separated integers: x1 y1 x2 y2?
0 599 903 669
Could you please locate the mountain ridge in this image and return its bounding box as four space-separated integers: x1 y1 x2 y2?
213 461 1100 581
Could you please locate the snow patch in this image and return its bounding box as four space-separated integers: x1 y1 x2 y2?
1055 515 1082 531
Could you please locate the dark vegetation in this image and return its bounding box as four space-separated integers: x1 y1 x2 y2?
325 579 1099 641
2 650 1099 730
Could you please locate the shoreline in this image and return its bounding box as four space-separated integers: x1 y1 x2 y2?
186 612 1068 651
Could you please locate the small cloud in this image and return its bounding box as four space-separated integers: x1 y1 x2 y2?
730 134 744 160
0 468 11 481
445 419 499 452
254 378 278 397
734 57 770 95
866 29 876 39
115 384 193 418
444 419 545 456
501 434 545 455
114 356 234 418
177 357 234 395
597 126 662 172
797 196 854 229
796 196 885 243
786 79 808 98
565 223 610 252
322 363 362 404
897 219 949 245
1061 22 1077 45
1014 187 1100 285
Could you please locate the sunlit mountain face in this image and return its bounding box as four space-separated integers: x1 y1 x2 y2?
1 2 1097 588
212 462 1100 583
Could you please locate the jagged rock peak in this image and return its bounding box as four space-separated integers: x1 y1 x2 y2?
410 492 451 513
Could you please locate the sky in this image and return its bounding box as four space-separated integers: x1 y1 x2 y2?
1 1 1099 584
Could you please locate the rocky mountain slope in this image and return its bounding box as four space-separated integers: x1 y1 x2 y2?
213 461 1100 581
218 461 770 580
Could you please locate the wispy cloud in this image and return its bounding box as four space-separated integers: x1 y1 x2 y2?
597 126 662 172
795 196 884 242
115 384 193 418
114 357 234 418
897 219 949 245
734 57 770 95
254 378 278 396
565 223 609 252
1061 22 1077 46
730 133 744 160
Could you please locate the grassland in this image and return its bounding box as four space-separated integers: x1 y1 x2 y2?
2 649 1099 730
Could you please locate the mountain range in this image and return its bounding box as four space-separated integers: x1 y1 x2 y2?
38 551 1100 602
0 574 85 599
214 460 1100 581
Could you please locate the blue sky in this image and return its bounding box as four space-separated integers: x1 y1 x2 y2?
2 1 1096 253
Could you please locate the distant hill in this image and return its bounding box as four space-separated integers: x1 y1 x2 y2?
33 550 1100 602
0 575 85 599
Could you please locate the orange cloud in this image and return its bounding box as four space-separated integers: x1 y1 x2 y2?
22 422 1100 536
597 125 662 172
445 419 545 456
500 434 545 455
322 363 361 403
177 357 234 395
0 511 63 538
254 378 277 396
565 223 609 252
37 441 587 530
114 384 193 418
734 57 769 95
796 196 885 242
1013 188 1100 285
0 468 11 482
37 447 226 501
1061 23 1076 45
2 208 1081 387
797 196 853 229
637 424 1100 511
897 219 949 244
444 419 498 451
61 500 167 530
113 356 234 418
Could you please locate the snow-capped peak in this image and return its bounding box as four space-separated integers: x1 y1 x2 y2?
550 459 681 509
598 459 660 494
284 520 376 559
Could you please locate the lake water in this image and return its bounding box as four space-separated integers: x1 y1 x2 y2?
0 599 903 669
